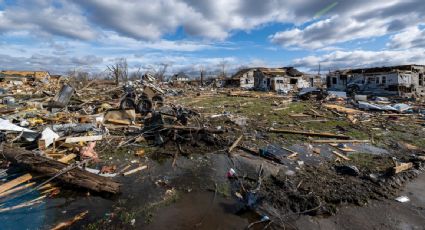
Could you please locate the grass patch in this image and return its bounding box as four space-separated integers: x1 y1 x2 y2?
215 182 231 197
348 153 392 173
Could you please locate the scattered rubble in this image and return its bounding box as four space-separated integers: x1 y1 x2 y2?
0 71 424 229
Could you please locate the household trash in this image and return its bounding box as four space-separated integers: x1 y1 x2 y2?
395 196 410 203
47 84 75 108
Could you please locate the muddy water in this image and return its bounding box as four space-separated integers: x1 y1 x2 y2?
0 154 256 230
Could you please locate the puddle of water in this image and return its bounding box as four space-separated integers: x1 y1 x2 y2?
0 154 255 229
143 191 249 230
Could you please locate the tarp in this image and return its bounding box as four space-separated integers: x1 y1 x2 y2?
0 118 36 133
357 101 411 112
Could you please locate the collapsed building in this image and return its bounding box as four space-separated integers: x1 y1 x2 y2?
327 65 425 97
231 67 321 92
0 70 51 84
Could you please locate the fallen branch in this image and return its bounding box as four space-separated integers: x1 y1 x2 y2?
1 145 120 194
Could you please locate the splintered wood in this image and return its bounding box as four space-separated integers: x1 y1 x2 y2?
332 151 350 161
323 104 362 114
228 135 243 155
123 165 147 176
269 128 350 139
0 173 33 194
51 210 89 230
392 162 413 174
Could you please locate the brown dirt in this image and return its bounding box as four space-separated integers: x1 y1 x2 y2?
256 156 424 228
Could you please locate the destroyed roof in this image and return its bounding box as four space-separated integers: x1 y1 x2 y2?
231 68 255 79
231 67 305 79
258 68 286 75
281 67 304 77
336 64 425 74
172 72 189 79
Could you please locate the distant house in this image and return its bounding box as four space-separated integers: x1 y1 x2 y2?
0 70 50 82
326 65 425 97
232 68 256 89
230 67 319 92
171 72 190 83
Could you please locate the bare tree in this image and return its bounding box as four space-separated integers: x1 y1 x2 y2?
218 59 228 78
155 63 169 82
107 58 128 85
199 65 205 86
67 69 91 89
129 64 143 80
143 63 171 82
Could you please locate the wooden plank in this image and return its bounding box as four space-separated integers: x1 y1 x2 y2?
323 104 361 114
0 173 33 194
65 135 103 143
105 118 131 125
329 144 356 152
0 182 36 198
0 195 46 213
287 152 298 159
311 139 370 143
339 147 356 152
228 135 243 154
123 165 147 176
58 154 77 163
163 125 225 134
51 210 89 230
269 128 349 139
392 162 413 174
2 145 120 194
332 151 350 161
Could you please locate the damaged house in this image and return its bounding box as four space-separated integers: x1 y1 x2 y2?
327 65 425 97
230 67 320 92
0 70 50 84
231 68 256 89
170 72 190 83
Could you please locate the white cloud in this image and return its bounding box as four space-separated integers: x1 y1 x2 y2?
270 0 425 49
73 0 295 40
0 0 95 40
387 25 425 49
1 0 425 74
99 32 216 52
0 53 103 73
293 49 425 71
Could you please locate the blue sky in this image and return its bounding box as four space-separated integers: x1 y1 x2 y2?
0 0 425 75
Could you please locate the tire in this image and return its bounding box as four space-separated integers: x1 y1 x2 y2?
137 99 152 116
152 95 164 107
120 98 136 110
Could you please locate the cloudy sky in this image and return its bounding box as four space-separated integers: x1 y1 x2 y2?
0 0 424 75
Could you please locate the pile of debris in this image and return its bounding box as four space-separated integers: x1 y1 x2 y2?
0 77 226 224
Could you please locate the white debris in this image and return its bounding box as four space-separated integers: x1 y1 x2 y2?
40 127 60 148
395 196 410 203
